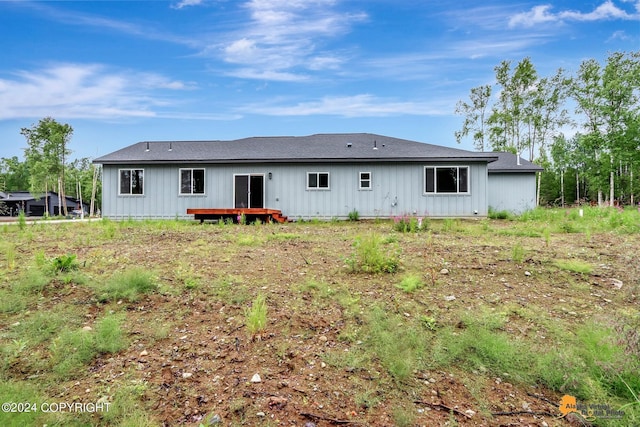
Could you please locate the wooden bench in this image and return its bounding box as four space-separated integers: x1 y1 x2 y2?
186 208 289 223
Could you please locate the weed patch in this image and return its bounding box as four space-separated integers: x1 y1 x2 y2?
245 294 268 335
346 234 399 273
96 268 157 302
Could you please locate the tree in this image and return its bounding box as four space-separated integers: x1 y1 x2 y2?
455 85 492 151
550 135 571 206
0 156 30 191
489 58 538 158
570 51 640 205
21 117 73 216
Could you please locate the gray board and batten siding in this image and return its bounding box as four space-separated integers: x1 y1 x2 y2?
485 152 543 215
94 133 499 220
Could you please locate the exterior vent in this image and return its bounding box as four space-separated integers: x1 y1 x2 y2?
346 143 352 148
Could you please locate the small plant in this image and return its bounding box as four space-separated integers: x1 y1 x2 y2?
51 254 79 272
348 209 360 221
396 274 424 292
393 215 428 232
488 207 512 220
346 234 399 274
420 315 437 331
245 294 268 335
511 243 524 263
17 210 26 231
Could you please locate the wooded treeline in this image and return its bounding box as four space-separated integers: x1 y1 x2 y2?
456 51 640 207
0 117 101 216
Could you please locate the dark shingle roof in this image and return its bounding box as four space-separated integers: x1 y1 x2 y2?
484 152 544 173
94 133 498 165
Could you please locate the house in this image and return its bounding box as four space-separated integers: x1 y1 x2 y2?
93 133 540 220
486 152 543 214
0 191 85 217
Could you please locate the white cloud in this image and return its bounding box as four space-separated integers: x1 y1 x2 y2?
509 0 640 28
239 94 449 117
172 0 205 9
214 0 367 81
0 64 193 120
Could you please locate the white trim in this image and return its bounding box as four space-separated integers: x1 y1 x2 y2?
179 168 206 196
307 172 330 190
359 171 372 190
118 168 144 196
424 166 470 195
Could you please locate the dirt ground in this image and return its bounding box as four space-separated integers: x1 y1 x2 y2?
3 218 639 426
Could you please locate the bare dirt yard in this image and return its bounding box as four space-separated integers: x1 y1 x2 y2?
1 211 639 426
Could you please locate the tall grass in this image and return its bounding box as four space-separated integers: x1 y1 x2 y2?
96 268 157 302
346 234 399 274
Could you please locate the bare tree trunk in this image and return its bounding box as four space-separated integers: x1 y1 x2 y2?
610 165 615 206
90 166 99 217
536 172 541 207
631 168 634 207
576 172 580 204
44 181 49 217
560 169 565 207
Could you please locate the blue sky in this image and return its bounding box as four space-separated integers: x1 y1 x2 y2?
0 0 638 161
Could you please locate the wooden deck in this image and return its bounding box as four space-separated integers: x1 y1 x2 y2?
187 208 289 223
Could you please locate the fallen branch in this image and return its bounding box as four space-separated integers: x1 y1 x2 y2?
300 411 362 425
492 410 557 417
413 400 472 419
526 392 557 406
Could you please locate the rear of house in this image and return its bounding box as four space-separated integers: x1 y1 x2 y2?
95 134 499 220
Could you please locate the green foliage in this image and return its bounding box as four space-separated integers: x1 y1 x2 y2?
488 207 513 220
97 268 157 302
346 234 399 273
348 209 360 221
554 259 594 274
396 274 424 293
95 313 127 353
365 306 427 381
13 269 50 294
393 215 429 232
51 253 79 272
511 242 525 263
50 328 97 378
245 294 268 335
17 211 26 231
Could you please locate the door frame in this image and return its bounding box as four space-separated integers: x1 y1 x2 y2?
233 173 265 208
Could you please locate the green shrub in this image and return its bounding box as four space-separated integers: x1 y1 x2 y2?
346 234 399 274
348 209 360 221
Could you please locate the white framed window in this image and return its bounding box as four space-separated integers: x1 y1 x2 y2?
359 171 372 190
180 168 205 195
424 166 469 194
307 172 330 189
119 169 144 195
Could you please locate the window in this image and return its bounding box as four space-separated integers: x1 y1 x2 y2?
119 169 144 195
424 166 469 194
359 172 372 189
307 172 329 189
180 168 205 195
